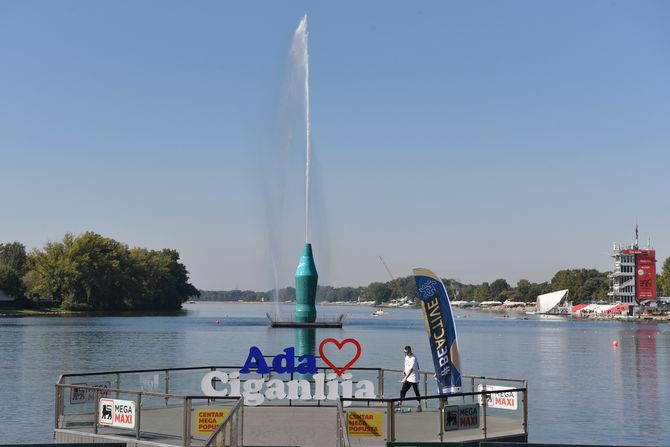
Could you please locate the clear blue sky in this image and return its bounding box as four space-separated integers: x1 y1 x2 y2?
1 1 669 291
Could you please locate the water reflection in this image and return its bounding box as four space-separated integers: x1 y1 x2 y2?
634 325 658 439
294 327 316 381
1 304 669 446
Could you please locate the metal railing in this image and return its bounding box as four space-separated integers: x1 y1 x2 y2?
337 377 528 447
204 397 244 447
336 398 351 447
55 366 526 447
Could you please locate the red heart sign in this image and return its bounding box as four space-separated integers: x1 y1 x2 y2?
318 338 362 376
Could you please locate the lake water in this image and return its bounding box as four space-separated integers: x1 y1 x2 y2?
1 303 668 445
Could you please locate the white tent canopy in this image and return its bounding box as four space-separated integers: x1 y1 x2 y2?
536 289 569 314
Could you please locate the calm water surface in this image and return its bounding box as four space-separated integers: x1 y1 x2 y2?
1 303 668 445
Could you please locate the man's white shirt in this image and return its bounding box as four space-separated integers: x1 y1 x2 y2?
404 354 419 383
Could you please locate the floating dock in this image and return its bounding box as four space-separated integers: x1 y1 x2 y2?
266 312 344 328
54 366 528 447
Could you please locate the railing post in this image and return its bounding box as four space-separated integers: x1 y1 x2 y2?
337 399 347 447
240 401 245 447
481 392 488 438
183 397 191 447
386 401 395 442
522 384 528 435
438 397 444 442
289 372 294 406
115 373 121 399
230 410 235 447
54 385 61 430
423 373 428 407
164 370 170 406
94 389 100 434
136 393 142 440
379 369 384 398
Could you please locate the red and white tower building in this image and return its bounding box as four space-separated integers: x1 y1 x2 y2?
608 226 657 306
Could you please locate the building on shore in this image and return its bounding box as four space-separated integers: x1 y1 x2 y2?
608 226 657 311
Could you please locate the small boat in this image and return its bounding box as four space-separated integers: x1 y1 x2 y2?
371 309 385 317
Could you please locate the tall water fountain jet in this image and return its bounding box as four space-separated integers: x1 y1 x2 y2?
267 15 341 329
293 15 318 324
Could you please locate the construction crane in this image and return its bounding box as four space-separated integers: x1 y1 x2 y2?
378 256 395 282
378 256 405 302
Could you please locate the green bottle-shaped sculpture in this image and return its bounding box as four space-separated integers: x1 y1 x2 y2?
295 243 318 323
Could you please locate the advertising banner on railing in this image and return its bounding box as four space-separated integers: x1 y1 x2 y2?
195 408 231 434
444 404 479 431
346 411 383 437
98 398 136 429
477 384 518 410
413 268 462 394
70 381 111 404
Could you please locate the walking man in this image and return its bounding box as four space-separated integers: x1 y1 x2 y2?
400 345 422 411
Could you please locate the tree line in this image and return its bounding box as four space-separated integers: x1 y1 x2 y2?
4 234 669 309
200 259 670 306
0 233 199 311
198 285 365 303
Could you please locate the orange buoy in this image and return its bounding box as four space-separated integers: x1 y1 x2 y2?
612 340 619 348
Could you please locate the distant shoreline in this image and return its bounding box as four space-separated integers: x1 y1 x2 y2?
186 301 670 322
0 307 186 318
4 301 667 322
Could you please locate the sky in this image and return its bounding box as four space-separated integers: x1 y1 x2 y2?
1 1 669 291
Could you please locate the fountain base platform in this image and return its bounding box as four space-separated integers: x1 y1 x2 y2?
266 313 344 328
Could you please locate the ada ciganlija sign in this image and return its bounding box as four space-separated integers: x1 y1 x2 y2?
201 338 376 406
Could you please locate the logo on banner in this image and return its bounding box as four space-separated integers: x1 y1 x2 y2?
70 381 111 405
201 338 375 406
444 404 479 431
477 384 518 410
98 398 136 429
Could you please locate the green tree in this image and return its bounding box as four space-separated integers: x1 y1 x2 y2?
550 269 608 303
659 257 670 296
515 279 532 302
474 282 491 302
0 242 27 299
68 232 131 310
396 276 417 300
0 242 27 277
459 284 476 301
25 235 78 304
0 263 23 298
364 282 391 305
23 232 198 311
126 248 199 311
490 278 510 301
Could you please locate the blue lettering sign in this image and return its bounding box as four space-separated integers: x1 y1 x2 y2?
240 346 317 374
240 346 271 374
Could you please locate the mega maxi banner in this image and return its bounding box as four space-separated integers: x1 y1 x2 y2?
413 268 462 394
